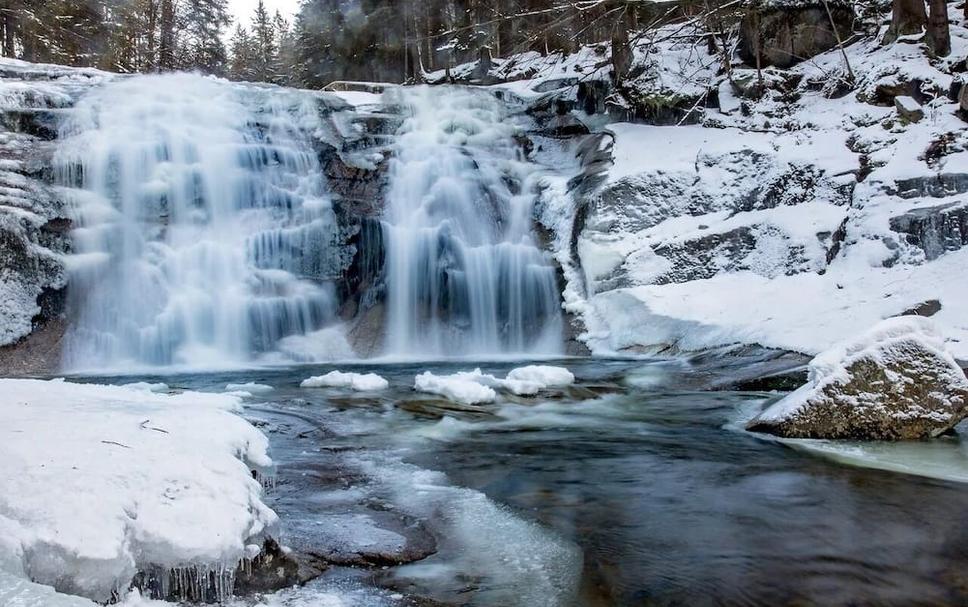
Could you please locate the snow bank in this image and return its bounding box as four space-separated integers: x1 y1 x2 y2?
414 371 498 405
0 379 276 603
301 370 389 391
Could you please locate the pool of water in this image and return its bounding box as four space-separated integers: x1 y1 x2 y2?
75 357 968 606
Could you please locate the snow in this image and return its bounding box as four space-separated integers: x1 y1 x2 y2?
757 316 963 422
894 95 922 114
0 379 276 604
226 382 275 394
121 382 169 393
301 370 389 391
506 365 575 388
413 366 576 403
525 4 968 361
414 371 498 405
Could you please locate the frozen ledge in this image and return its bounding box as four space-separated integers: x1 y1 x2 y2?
0 379 278 603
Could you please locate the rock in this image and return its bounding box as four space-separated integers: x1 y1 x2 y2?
234 537 302 595
889 201 968 260
542 113 590 137
730 68 794 99
894 95 924 122
739 0 855 69
747 317 968 440
901 299 942 317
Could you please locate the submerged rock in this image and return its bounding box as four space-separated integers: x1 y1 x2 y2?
747 317 968 440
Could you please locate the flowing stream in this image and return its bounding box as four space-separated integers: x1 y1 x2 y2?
77 357 968 607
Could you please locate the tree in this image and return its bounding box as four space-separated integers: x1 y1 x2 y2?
229 24 255 80
158 0 175 69
883 0 927 44
925 0 950 56
183 0 231 74
251 0 276 81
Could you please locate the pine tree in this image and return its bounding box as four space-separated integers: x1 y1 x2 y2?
274 10 295 85
158 0 175 70
229 24 256 81
251 0 276 81
183 0 231 74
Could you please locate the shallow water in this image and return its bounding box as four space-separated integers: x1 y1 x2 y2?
77 358 968 606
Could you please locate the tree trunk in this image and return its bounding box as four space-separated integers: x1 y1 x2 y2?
1 10 15 58
159 0 174 70
145 0 157 71
610 4 633 85
883 0 927 44
925 0 951 56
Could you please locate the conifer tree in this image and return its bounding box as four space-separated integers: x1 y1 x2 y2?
183 0 231 74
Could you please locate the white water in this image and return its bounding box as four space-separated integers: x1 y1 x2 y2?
56 74 341 368
381 87 563 357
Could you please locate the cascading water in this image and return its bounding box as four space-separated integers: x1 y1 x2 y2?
381 87 563 357
57 74 342 369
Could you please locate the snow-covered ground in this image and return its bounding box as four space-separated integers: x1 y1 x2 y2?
0 379 275 604
524 6 968 360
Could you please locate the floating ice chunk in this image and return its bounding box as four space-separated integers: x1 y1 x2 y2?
301 371 389 391
225 382 274 394
0 379 276 603
121 382 169 393
414 371 497 405
507 365 575 388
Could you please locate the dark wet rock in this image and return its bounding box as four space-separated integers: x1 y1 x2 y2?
652 227 757 284
730 68 800 99
303 510 438 568
889 202 968 260
318 142 389 209
747 318 968 440
892 174 968 199
739 0 855 69
683 345 811 391
541 114 590 138
235 537 302 595
398 398 497 420
901 299 942 317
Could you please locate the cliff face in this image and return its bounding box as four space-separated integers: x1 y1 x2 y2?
0 61 102 373
520 5 968 361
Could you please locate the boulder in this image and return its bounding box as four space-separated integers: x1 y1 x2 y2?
747 317 968 440
739 0 854 69
894 95 924 122
889 201 968 260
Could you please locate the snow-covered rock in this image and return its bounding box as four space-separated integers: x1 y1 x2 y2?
412 366 576 403
506 365 575 388
0 379 277 603
414 371 498 405
301 370 389 391
894 95 924 122
747 317 968 440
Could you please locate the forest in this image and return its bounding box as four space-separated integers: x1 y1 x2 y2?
0 0 715 87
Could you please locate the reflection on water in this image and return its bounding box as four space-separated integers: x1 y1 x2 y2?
77 358 968 606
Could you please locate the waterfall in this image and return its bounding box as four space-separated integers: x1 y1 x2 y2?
56 74 341 369
381 87 563 357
